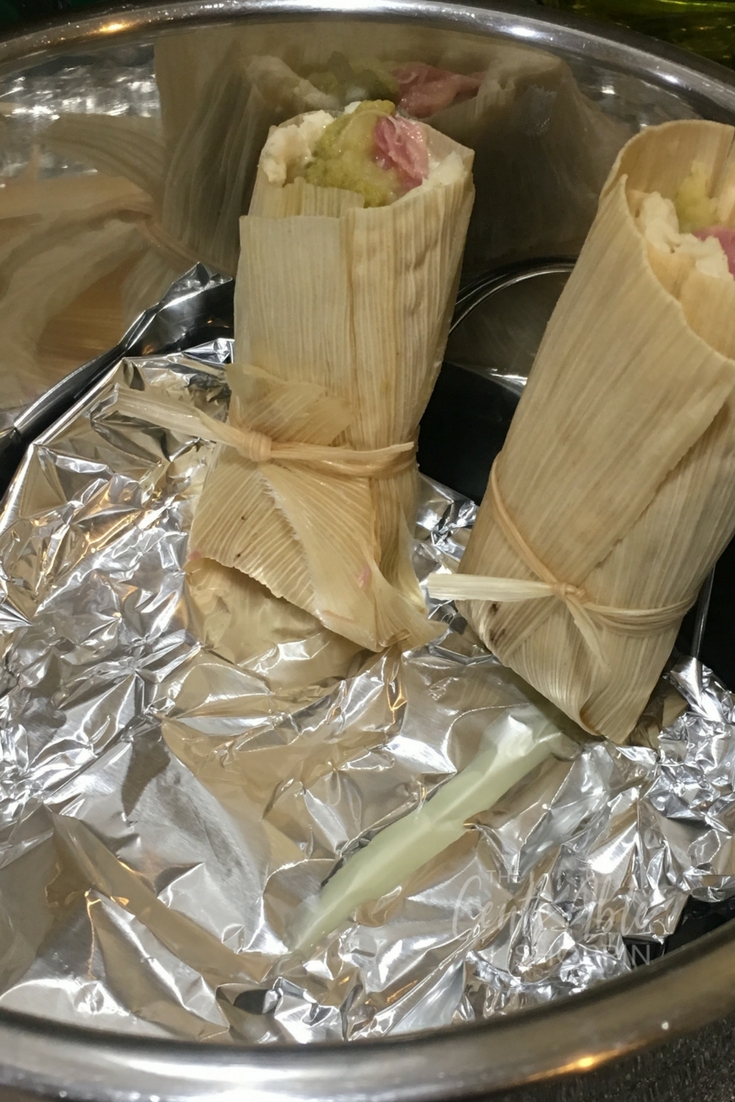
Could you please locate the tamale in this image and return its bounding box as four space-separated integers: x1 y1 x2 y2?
430 119 735 744
190 104 474 652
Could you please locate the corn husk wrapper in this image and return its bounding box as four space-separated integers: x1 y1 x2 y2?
452 119 735 744
186 558 363 694
190 119 474 652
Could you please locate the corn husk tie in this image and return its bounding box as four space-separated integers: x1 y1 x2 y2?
428 460 696 670
114 388 415 477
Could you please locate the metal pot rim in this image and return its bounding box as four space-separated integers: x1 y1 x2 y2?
2 0 735 113
2 917 735 1099
1 3 735 1097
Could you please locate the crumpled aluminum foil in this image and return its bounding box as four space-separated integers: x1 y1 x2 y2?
1 334 735 1044
0 264 232 486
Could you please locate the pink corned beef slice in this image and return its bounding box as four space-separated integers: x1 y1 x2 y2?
373 114 429 191
695 225 735 277
392 63 483 119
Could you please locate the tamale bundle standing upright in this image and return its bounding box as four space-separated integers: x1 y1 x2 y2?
430 120 735 742
191 104 474 651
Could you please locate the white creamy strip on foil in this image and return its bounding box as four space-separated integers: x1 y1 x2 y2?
1 342 735 1043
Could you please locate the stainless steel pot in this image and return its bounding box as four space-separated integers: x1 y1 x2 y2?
2 3 735 1099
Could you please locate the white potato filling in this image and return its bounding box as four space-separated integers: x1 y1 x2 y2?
637 192 731 280
260 111 334 186
421 150 464 190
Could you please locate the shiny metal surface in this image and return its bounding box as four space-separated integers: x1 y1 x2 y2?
0 916 735 1101
0 0 731 124
450 259 576 337
445 260 575 400
1 3 735 1100
0 265 232 497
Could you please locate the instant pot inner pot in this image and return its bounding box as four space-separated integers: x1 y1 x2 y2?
3 9 735 1097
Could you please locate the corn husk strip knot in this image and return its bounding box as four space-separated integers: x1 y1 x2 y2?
115 389 416 477
428 461 696 667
